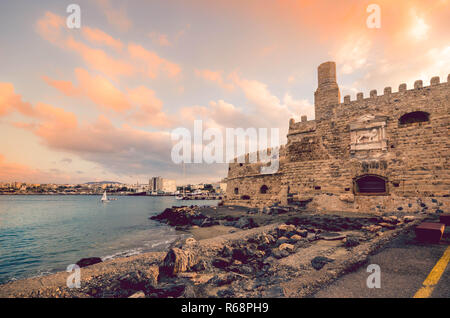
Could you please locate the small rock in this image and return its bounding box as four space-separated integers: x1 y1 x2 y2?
212 257 231 269
320 232 347 241
277 224 296 233
220 245 233 257
271 249 283 259
191 259 208 272
208 273 236 287
184 237 197 245
263 256 276 265
279 243 295 252
343 236 360 248
362 225 382 232
296 229 308 238
276 236 289 245
289 234 302 242
311 256 334 270
378 222 396 229
129 291 145 298
403 216 415 223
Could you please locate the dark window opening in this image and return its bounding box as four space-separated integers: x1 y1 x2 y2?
260 185 269 194
345 187 350 191
241 195 250 200
392 182 400 188
314 186 321 190
354 175 387 195
239 163 243 167
399 111 429 125
234 188 239 195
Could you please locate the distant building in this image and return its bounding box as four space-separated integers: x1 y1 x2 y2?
149 177 177 193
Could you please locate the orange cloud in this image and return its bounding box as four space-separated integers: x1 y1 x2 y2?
41 76 78 96
149 32 172 47
1 82 76 129
74 68 131 112
43 69 131 113
35 11 65 44
43 70 176 127
0 83 34 117
126 86 174 128
0 83 174 176
36 12 134 80
195 69 234 91
82 26 124 51
36 11 181 82
66 37 134 80
128 43 181 79
0 154 46 183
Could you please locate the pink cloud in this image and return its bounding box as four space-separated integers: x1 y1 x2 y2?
82 26 124 51
66 37 134 80
195 69 234 91
35 11 65 44
0 82 175 177
43 69 131 113
149 32 172 47
36 12 181 82
128 43 181 79
126 86 174 128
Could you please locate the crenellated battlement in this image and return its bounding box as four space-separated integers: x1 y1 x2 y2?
341 74 450 105
288 118 316 136
230 145 286 165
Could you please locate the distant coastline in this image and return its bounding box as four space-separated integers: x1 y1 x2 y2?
0 193 223 200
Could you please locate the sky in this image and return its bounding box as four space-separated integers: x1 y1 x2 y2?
0 0 449 185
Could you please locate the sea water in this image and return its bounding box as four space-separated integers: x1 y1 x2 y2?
0 195 218 284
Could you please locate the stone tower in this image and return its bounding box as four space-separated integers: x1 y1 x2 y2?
314 61 340 120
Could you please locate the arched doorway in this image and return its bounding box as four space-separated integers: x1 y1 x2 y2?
354 175 388 195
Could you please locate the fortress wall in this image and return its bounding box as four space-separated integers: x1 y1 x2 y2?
225 173 283 208
224 63 449 213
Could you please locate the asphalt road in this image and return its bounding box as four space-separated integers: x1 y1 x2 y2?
313 226 450 298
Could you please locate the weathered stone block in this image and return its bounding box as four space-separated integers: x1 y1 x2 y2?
415 222 445 243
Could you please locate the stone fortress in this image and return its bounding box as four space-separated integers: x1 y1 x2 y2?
225 62 449 214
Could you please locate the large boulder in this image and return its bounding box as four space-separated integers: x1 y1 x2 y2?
160 248 198 276
150 206 207 227
76 257 102 268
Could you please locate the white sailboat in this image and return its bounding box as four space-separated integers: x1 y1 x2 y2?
101 191 110 203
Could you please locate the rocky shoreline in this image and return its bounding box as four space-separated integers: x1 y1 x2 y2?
0 205 431 298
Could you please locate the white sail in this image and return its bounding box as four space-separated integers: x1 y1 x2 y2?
101 191 108 202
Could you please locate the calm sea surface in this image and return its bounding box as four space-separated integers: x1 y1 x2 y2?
0 195 218 284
